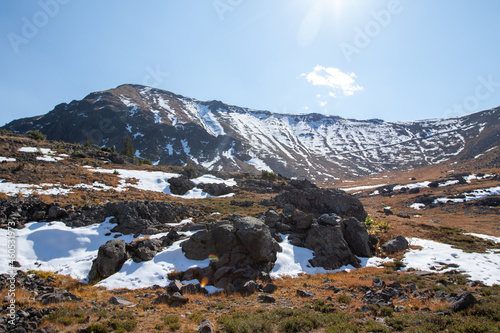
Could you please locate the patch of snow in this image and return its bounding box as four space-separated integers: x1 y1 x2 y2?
410 203 425 210
403 238 500 286
0 157 16 162
18 147 54 154
36 156 64 162
270 234 391 278
464 233 500 243
340 184 386 192
435 186 500 203
245 156 273 172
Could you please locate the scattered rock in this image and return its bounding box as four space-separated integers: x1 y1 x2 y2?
382 235 409 254
109 296 134 306
450 292 476 311
196 319 214 333
38 290 81 304
258 294 276 303
296 289 316 297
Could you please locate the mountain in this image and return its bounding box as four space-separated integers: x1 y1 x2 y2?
4 84 500 182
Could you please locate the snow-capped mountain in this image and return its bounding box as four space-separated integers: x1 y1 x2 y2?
4 84 499 182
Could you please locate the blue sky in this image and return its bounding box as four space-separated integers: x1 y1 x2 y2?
1 0 500 126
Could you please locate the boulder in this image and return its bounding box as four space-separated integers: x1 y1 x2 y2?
450 292 476 311
341 217 371 257
181 230 216 261
88 240 128 282
234 217 280 265
127 238 163 262
272 188 367 221
197 183 233 196
109 296 134 306
168 176 195 195
304 223 356 269
196 319 214 333
382 236 409 254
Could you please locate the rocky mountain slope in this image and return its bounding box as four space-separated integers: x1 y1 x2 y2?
4 84 500 182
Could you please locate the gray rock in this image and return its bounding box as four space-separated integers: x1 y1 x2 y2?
258 294 276 303
181 230 216 260
39 290 81 304
297 289 316 297
450 292 476 311
127 238 163 262
382 235 409 253
304 223 356 269
168 176 195 195
196 319 214 333
109 296 133 306
47 205 67 219
234 217 280 265
88 240 128 282
262 283 278 294
342 217 371 257
272 188 368 221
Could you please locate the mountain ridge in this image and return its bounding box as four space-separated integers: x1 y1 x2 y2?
4 84 500 182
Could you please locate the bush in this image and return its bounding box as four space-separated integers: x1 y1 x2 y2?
71 151 88 158
261 170 278 180
28 130 46 141
337 294 351 304
278 315 320 333
85 323 108 333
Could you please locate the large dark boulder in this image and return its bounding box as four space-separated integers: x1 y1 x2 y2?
168 176 195 195
272 188 367 221
181 230 216 261
342 217 371 257
197 183 233 196
304 222 357 269
126 238 163 262
180 217 280 291
88 240 128 282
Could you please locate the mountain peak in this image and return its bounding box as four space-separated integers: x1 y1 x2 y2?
3 85 499 182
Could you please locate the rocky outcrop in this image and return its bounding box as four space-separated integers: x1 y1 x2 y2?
88 240 128 283
342 217 371 257
180 216 280 291
272 188 368 222
63 201 189 235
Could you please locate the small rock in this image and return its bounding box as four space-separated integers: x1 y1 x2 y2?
450 292 476 311
373 278 385 288
109 296 133 306
196 319 214 333
296 289 316 298
382 235 409 254
262 283 278 294
258 294 276 303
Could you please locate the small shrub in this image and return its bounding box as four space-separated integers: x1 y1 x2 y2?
44 308 87 326
85 323 108 333
336 294 351 304
28 130 46 141
313 299 336 313
164 315 181 331
71 151 87 158
380 306 394 317
0 129 13 135
261 170 278 180
364 320 390 332
278 315 320 333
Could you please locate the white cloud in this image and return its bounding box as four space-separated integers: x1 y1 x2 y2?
301 66 363 97
319 101 328 107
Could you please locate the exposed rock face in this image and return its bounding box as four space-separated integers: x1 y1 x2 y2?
181 216 280 291
88 240 128 282
272 188 368 222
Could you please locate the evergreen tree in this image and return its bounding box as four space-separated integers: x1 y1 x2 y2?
122 137 135 157
85 138 93 147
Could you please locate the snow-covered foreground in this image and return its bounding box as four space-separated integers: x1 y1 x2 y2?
0 167 236 199
1 222 499 290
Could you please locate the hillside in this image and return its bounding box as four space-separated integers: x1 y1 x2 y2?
0 131 499 332
3 84 500 183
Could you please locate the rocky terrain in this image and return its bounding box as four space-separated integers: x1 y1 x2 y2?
0 130 498 332
3 84 500 182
